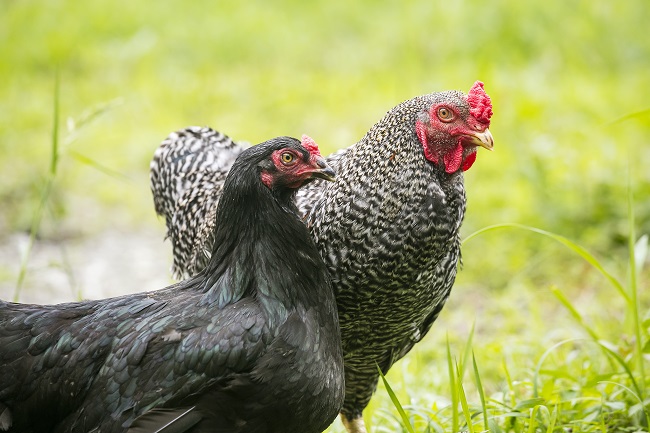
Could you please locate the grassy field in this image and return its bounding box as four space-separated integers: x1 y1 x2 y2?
1 0 649 431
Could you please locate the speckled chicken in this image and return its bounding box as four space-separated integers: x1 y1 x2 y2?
150 82 494 433
0 135 343 433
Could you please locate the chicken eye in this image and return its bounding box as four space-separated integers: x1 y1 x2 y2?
437 107 454 122
281 152 295 165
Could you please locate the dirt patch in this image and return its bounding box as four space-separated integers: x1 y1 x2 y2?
0 228 176 304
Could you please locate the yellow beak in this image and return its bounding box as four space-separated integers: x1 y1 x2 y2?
466 128 494 151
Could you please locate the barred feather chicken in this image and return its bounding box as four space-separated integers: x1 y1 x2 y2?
151 82 494 432
0 136 343 433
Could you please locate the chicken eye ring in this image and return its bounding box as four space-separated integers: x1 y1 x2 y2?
437 107 455 122
281 152 296 165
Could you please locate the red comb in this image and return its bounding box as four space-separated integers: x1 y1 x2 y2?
301 134 322 157
467 81 492 126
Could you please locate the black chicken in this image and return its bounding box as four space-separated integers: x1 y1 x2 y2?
150 82 494 433
0 136 344 433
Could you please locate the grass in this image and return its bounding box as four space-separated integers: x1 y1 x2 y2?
1 0 649 431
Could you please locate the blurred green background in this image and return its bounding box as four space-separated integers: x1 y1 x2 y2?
0 0 648 305
2 0 650 297
1 0 649 429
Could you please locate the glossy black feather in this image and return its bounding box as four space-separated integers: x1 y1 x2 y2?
0 136 344 433
127 408 201 433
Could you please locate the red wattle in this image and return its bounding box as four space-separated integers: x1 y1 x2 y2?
443 143 463 173
462 151 477 171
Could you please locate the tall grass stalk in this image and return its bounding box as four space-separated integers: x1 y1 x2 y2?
459 322 476 381
472 352 489 432
455 360 474 433
14 70 61 301
12 79 125 302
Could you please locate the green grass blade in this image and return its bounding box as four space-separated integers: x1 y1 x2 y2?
459 321 476 382
64 97 124 139
596 341 644 400
627 168 646 399
462 223 630 303
376 364 416 433
456 361 474 433
514 399 546 412
545 406 557 433
472 351 490 431
68 150 130 180
472 352 489 432
607 107 650 126
533 338 581 398
447 337 459 432
502 357 516 408
549 285 600 340
50 68 60 177
526 405 540 433
527 405 553 433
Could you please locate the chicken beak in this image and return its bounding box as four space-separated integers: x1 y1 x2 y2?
310 156 336 182
466 128 494 151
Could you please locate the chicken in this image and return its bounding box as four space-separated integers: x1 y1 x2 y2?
0 135 344 433
150 81 494 433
